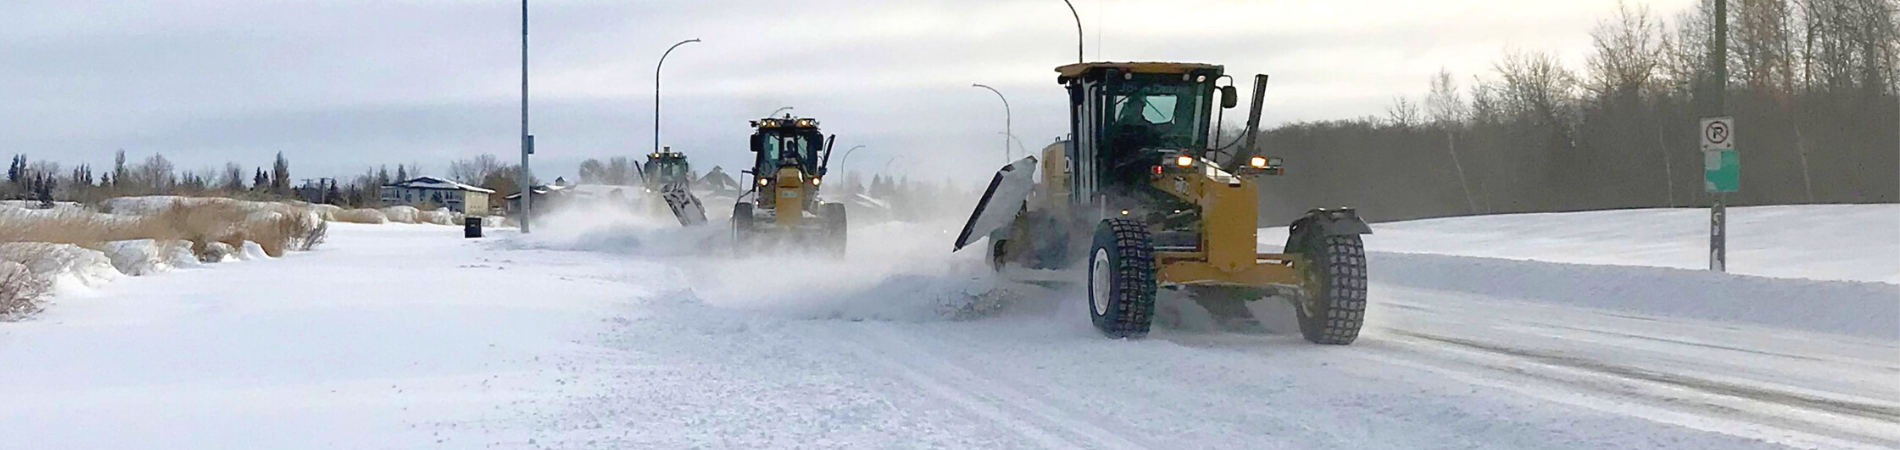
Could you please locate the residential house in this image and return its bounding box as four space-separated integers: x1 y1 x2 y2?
380 176 495 215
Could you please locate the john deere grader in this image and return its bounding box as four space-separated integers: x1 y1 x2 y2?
644 148 708 226
731 115 847 255
956 62 1372 343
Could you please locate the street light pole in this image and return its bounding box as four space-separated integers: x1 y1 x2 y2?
655 38 701 179
998 132 1027 157
518 0 532 233
841 145 866 192
972 84 1012 163
1059 0 1083 64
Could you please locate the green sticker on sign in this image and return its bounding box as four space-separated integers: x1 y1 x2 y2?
1704 150 1739 193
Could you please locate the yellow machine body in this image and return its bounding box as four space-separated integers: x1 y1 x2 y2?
772 166 808 227
1145 162 1303 288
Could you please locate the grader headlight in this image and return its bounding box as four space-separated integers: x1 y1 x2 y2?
757 177 770 187
1174 155 1195 168
1250 156 1268 169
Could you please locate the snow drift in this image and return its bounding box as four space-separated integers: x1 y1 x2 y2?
0 243 120 291
507 203 1020 322
100 239 201 276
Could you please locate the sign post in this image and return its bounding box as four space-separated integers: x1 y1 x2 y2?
1701 117 1738 272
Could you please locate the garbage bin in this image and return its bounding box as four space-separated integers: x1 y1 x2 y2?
464 217 483 238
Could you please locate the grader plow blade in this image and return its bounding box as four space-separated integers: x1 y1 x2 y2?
954 156 1039 252
662 181 708 226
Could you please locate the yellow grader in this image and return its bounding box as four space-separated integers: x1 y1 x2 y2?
956 62 1371 343
732 115 847 255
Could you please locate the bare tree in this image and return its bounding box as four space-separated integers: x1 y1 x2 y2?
1494 49 1581 128
577 159 607 184
1386 96 1422 128
448 154 505 184
134 153 175 194
1733 0 1799 99
1586 1 1665 99
1426 69 1469 125
221 163 245 192
606 157 634 186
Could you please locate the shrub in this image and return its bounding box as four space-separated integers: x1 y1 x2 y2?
0 261 46 321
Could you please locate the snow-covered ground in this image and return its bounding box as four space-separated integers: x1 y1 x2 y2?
1259 204 1900 284
0 206 1894 449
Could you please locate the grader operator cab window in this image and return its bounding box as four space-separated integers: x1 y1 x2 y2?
752 129 824 176
1103 80 1211 152
1090 75 1214 189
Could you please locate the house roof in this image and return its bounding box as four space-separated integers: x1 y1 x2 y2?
384 176 496 194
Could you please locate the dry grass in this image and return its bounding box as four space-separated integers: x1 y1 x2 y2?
332 208 388 224
2 197 326 258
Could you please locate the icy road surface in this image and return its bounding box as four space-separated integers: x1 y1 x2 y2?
1 206 1895 449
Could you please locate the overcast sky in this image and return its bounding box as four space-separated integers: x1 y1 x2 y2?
1 0 1698 185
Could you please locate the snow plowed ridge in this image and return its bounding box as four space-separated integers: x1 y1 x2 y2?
1263 204 1900 284
1374 251 1900 340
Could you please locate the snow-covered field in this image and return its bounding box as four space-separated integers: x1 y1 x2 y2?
0 206 1894 449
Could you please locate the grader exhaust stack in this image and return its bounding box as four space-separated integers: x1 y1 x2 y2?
1224 74 1270 173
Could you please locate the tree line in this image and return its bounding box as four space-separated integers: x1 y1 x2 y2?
5 150 295 206
1254 0 1897 223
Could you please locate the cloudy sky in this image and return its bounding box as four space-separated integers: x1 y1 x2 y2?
1 0 1698 185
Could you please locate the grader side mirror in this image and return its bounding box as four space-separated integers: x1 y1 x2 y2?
749 135 762 152
1220 86 1238 109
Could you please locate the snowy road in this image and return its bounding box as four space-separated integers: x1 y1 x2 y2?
2 207 1896 449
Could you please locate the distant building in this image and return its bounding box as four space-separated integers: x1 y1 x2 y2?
380 176 495 215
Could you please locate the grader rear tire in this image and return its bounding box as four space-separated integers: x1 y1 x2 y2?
1087 218 1156 339
1293 234 1367 345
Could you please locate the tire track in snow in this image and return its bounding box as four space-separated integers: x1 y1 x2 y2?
1359 330 1900 450
830 323 1155 450
1393 330 1900 422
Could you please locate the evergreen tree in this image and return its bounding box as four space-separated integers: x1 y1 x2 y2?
111 150 127 188
7 155 23 185
270 152 290 194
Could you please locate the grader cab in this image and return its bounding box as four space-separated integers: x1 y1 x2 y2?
731 115 847 255
956 62 1371 343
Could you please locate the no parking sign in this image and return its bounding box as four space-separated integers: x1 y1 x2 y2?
1700 117 1739 193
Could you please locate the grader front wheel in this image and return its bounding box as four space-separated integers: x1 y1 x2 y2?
1293 234 1368 345
1087 218 1157 339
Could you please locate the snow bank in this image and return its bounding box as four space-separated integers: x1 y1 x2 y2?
415 208 458 225
308 204 343 221
380 206 420 224
1376 251 1900 340
200 242 238 263
1264 205 1900 284
238 241 270 261
100 240 200 276
0 242 119 291
332 208 388 224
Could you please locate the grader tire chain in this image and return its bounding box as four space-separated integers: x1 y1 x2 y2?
1303 235 1367 345
1093 218 1157 339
